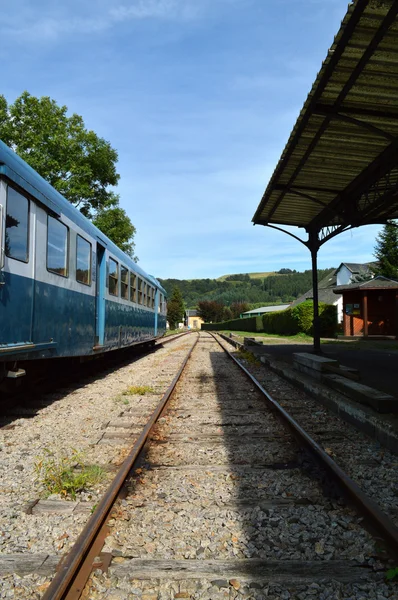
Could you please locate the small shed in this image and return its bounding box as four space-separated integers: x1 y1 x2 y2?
240 305 290 318
333 277 398 337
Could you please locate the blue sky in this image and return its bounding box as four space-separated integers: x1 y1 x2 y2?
2 0 382 279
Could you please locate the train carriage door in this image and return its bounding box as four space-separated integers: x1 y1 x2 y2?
94 242 106 347
0 183 35 345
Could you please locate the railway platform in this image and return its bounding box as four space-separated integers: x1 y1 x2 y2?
230 334 398 454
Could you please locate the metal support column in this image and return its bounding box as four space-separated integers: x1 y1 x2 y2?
363 291 368 337
308 230 321 353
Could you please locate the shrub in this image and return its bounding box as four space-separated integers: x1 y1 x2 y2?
291 301 313 334
291 300 337 337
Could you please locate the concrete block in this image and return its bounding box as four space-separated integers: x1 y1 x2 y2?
323 374 398 414
293 352 338 372
324 364 360 381
294 363 323 381
243 338 263 346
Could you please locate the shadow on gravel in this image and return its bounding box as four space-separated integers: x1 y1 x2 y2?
0 344 158 429
206 347 364 586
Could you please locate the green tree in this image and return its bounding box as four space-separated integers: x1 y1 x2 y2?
230 302 250 319
197 300 225 323
373 221 398 280
0 92 137 256
93 207 137 260
167 287 185 330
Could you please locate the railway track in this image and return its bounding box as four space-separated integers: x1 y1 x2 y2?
32 331 398 600
0 333 196 598
0 331 191 413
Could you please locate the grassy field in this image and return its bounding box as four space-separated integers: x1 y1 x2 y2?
216 272 277 281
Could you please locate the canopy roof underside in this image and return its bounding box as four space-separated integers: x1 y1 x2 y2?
253 0 398 242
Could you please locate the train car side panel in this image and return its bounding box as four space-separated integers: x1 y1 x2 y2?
31 205 96 357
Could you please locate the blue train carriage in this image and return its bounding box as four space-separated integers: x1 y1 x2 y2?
0 139 167 381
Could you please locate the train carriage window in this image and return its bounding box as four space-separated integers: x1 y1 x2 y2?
145 284 149 307
130 273 137 302
143 281 147 307
5 187 29 262
149 286 154 308
121 266 128 299
158 293 162 313
76 235 91 285
152 288 155 309
137 278 142 304
108 258 119 296
47 216 69 277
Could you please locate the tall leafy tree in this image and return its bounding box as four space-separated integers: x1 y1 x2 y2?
167 287 185 330
93 207 137 260
0 92 137 257
197 300 225 323
373 221 398 280
230 302 250 319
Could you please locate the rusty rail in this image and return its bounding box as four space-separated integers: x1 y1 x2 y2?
211 332 398 560
42 333 198 600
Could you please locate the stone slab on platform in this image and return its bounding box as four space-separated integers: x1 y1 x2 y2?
324 364 360 381
324 374 398 414
293 352 338 371
255 353 398 454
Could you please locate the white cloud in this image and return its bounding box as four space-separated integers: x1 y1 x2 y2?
1 0 207 42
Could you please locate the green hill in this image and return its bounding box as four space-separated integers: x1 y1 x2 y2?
158 268 334 309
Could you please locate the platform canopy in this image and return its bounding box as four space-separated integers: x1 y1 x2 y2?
253 0 398 247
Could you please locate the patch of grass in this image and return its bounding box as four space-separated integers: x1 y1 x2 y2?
122 385 154 396
238 348 261 366
35 449 105 500
386 567 398 582
163 329 182 337
220 330 313 343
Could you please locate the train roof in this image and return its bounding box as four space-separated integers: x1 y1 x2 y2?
0 139 166 294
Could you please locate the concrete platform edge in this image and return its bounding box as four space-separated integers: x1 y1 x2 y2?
218 333 398 455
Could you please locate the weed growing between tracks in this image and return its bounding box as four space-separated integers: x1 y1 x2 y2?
122 385 154 395
35 449 105 500
237 348 262 366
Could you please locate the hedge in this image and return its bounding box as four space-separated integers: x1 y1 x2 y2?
262 308 299 335
201 300 337 337
201 316 263 332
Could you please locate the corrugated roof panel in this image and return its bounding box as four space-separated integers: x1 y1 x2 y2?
253 0 398 232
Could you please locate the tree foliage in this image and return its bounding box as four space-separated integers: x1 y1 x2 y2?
230 302 250 318
373 221 398 280
0 92 137 257
93 207 137 260
167 287 185 329
197 300 226 323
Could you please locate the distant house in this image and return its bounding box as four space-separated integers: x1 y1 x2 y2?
240 305 290 318
291 262 376 322
185 309 204 330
